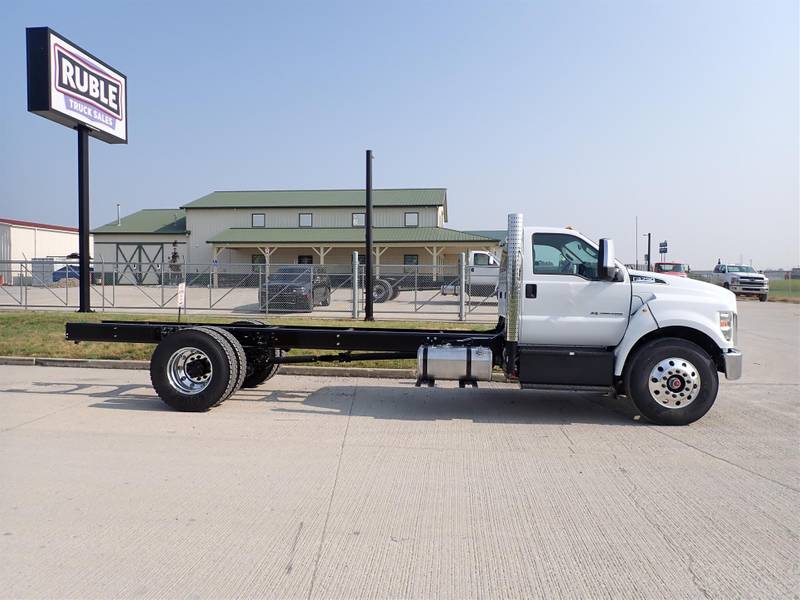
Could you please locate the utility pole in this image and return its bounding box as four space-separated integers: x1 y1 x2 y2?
364 150 374 321
647 232 652 271
635 216 638 270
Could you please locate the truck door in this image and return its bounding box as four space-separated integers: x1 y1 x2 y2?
519 232 631 346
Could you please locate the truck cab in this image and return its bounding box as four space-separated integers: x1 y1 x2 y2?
499 220 742 424
654 262 689 277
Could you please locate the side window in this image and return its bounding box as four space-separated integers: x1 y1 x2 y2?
473 253 490 266
297 255 313 265
251 213 265 228
532 233 598 279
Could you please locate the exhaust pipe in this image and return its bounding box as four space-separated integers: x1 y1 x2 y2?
504 213 524 377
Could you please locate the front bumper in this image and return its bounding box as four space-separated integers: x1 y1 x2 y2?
722 348 742 380
730 284 768 294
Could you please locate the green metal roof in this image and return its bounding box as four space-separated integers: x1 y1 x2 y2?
207 227 496 245
465 230 506 243
93 209 187 234
182 188 447 213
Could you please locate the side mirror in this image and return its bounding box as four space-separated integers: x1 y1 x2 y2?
598 238 617 281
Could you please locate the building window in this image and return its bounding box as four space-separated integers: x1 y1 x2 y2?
352 212 365 227
403 254 418 272
298 255 313 264
252 213 265 228
404 212 419 227
299 213 313 228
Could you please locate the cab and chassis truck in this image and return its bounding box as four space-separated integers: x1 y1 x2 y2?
65 214 742 425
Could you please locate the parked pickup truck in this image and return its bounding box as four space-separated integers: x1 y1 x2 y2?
441 250 499 297
65 213 742 425
711 263 769 302
654 262 689 278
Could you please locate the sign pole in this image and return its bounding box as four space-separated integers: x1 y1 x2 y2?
364 149 374 321
77 124 91 312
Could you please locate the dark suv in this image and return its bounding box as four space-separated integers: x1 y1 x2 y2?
259 266 331 312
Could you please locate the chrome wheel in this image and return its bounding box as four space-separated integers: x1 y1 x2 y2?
648 357 701 409
166 347 213 394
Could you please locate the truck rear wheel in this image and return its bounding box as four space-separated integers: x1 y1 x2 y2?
195 326 246 395
624 337 718 425
242 349 284 388
150 327 239 411
372 279 393 303
229 320 284 388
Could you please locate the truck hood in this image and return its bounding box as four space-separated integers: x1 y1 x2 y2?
628 269 737 312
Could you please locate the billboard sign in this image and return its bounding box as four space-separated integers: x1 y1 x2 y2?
26 27 127 144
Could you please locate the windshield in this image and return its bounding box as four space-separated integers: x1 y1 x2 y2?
269 268 312 282
727 265 756 273
656 263 686 273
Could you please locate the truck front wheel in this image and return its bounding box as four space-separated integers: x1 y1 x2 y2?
624 338 719 425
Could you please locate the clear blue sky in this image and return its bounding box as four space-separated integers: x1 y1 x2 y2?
1 0 797 268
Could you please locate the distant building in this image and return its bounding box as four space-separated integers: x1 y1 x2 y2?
0 218 93 284
93 189 500 274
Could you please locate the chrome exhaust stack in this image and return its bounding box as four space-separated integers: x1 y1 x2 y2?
504 213 524 378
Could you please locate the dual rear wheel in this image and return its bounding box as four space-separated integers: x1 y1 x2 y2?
150 325 281 411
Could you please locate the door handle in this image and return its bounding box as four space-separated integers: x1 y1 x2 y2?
525 283 537 298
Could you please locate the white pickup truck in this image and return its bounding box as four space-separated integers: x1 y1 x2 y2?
711 263 769 302
441 250 499 296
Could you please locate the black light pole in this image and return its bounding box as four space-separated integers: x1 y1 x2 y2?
645 232 652 272
364 150 374 321
77 125 92 312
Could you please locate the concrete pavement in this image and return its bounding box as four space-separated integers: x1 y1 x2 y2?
0 302 798 598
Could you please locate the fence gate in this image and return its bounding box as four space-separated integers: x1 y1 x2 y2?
115 244 164 285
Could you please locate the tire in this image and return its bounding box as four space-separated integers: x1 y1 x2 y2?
150 327 238 412
242 348 284 388
623 337 719 425
196 326 246 395
389 285 401 300
373 279 392 303
759 294 768 302
723 282 730 289
228 320 283 388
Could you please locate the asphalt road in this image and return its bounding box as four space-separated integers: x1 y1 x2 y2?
0 302 797 599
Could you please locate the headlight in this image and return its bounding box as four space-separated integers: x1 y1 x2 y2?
719 311 735 343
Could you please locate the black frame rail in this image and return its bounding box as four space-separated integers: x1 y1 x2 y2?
66 319 506 357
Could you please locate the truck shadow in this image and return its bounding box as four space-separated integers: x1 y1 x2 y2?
0 381 642 424
271 385 642 426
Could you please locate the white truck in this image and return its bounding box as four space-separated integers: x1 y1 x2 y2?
711 263 769 302
440 250 500 297
66 214 742 425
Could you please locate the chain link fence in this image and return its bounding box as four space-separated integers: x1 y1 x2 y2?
0 257 499 322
